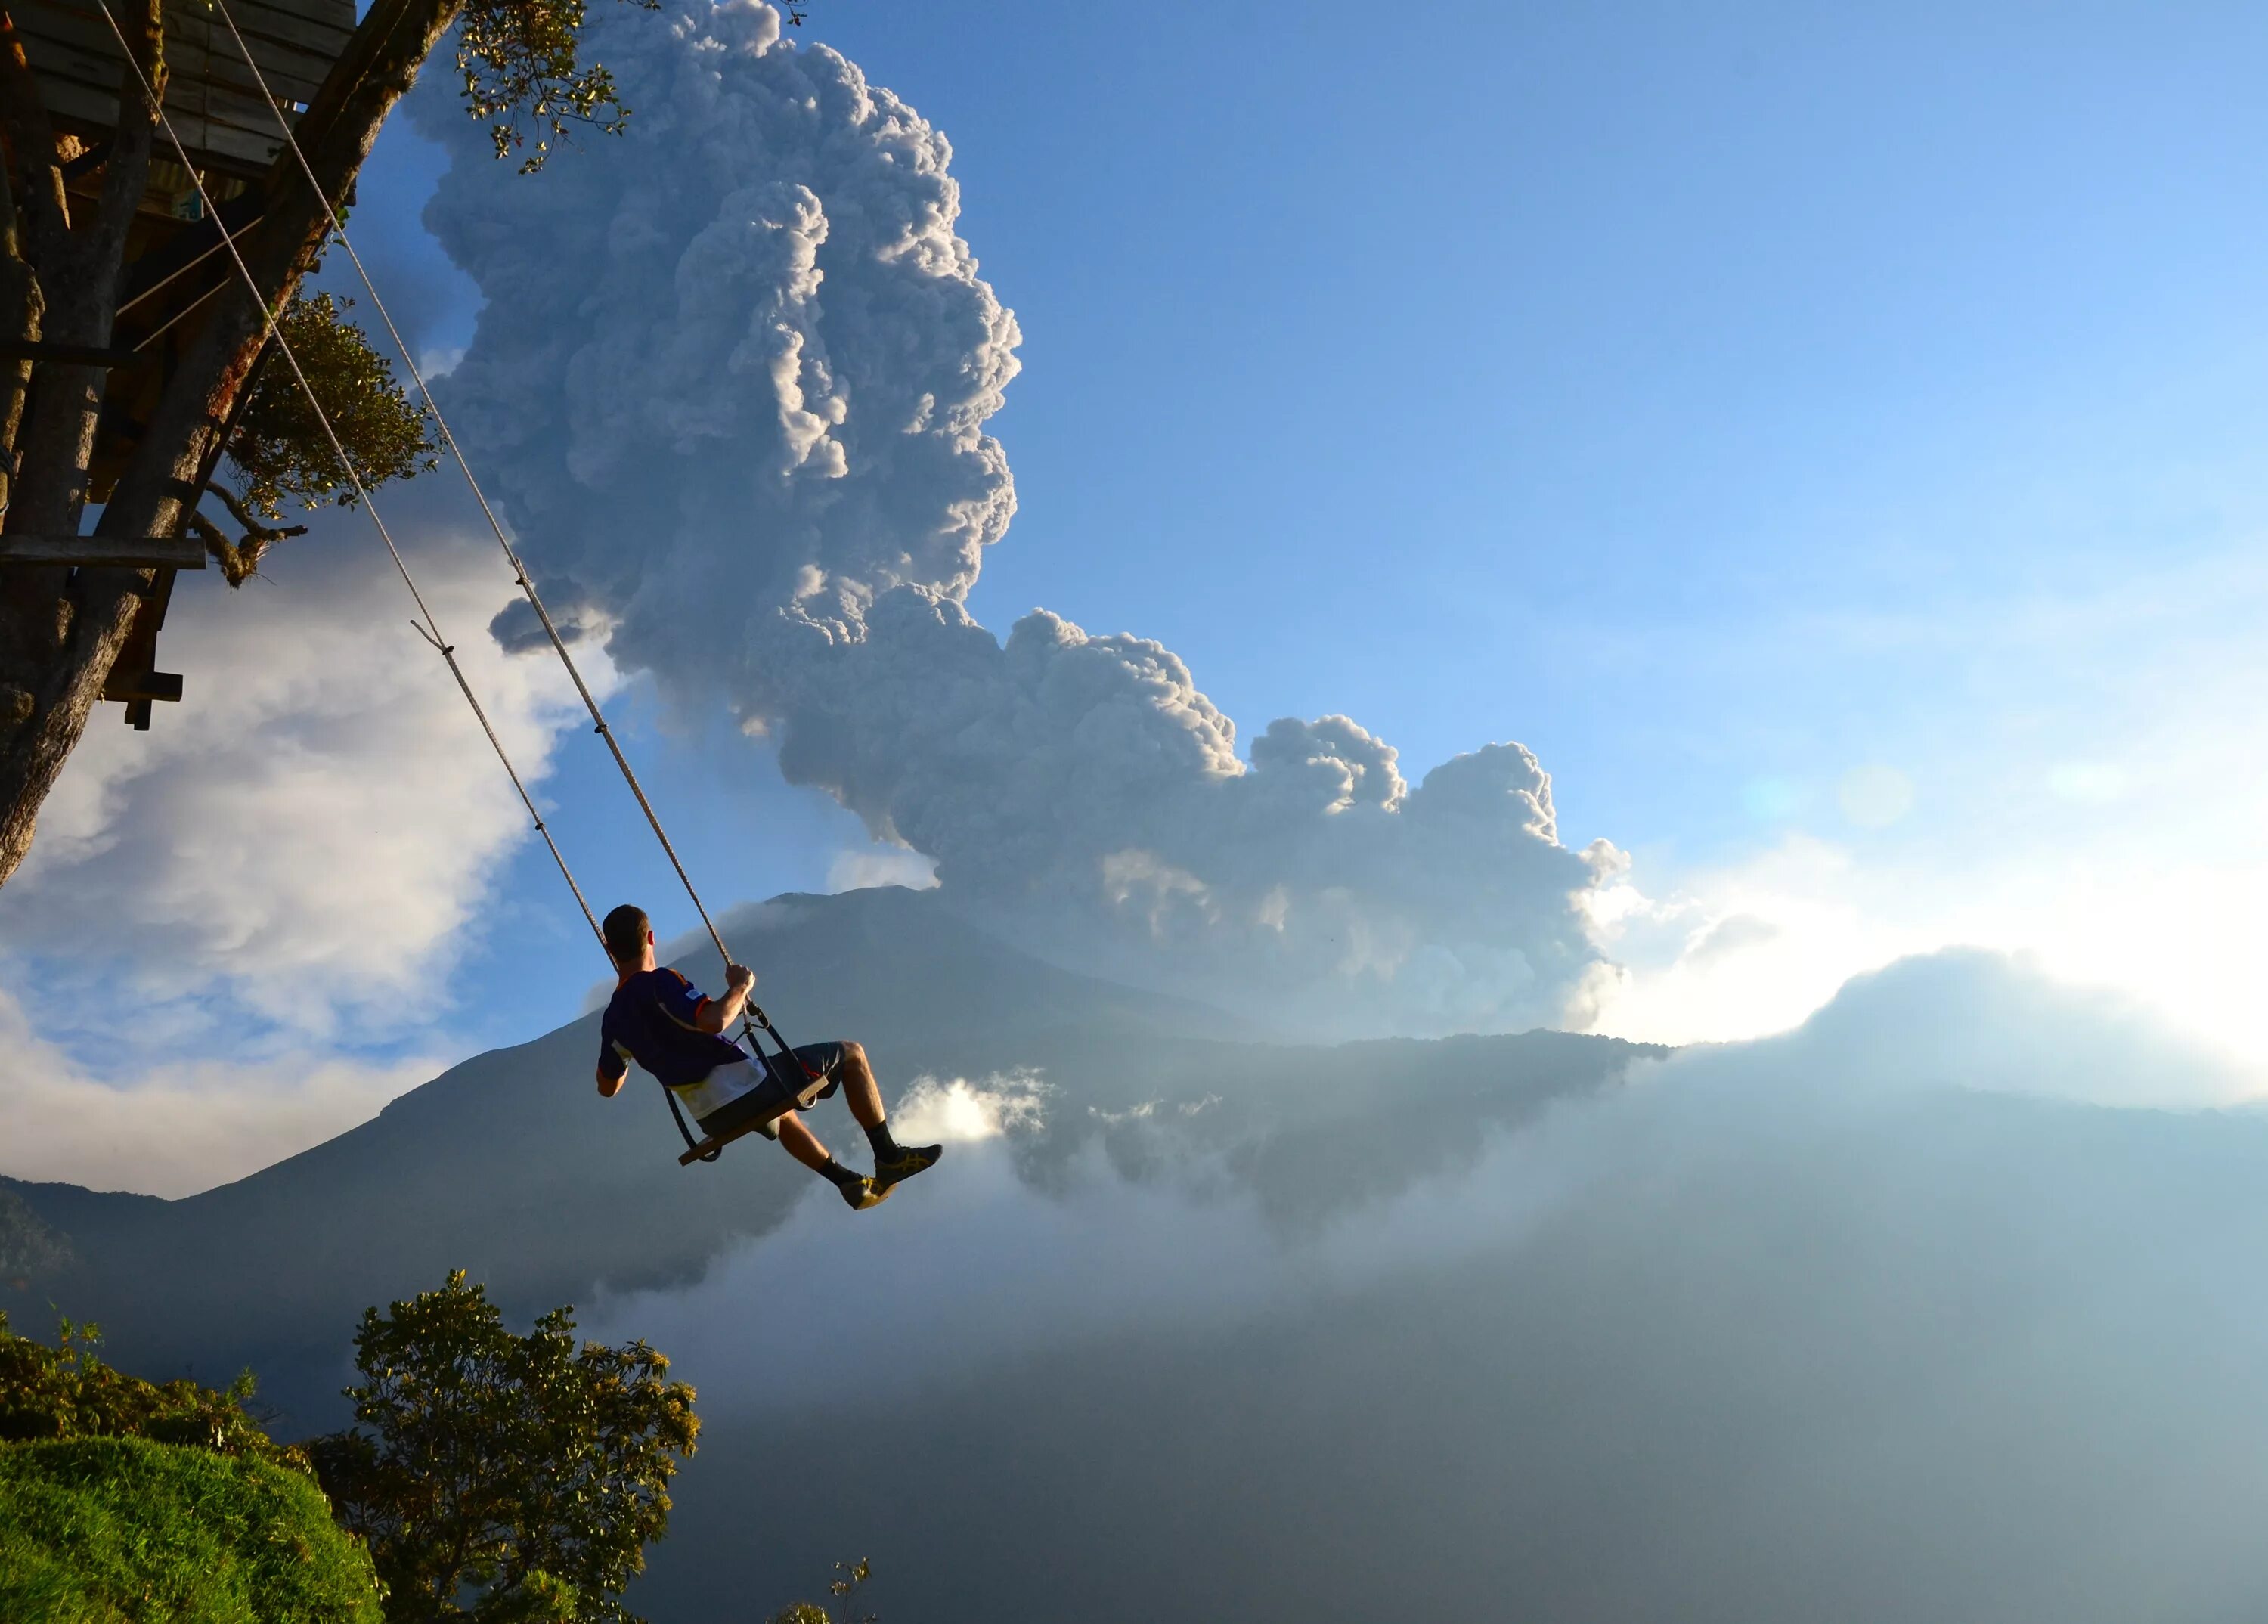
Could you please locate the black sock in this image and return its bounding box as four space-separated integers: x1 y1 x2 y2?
815 1158 861 1190
864 1120 903 1161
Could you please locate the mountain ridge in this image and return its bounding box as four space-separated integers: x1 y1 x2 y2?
3 885 1659 1430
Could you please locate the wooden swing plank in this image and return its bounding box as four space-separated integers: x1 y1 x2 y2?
0 535 206 568
678 1119 768 1167
0 338 150 368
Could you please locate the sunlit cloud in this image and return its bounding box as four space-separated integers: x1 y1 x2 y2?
0 986 436 1197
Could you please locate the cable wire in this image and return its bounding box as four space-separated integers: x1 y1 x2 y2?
202 0 743 974
94 0 609 958
103 3 804 1160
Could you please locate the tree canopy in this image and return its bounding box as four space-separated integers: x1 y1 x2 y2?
310 1269 700 1624
196 291 440 584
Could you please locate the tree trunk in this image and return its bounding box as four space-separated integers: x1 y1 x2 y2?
0 0 465 888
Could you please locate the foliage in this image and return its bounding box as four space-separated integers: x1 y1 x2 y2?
223 292 437 522
0 1191 73 1286
309 1270 699 1623
0 1435 383 1622
767 1558 879 1624
0 1309 303 1471
457 0 660 172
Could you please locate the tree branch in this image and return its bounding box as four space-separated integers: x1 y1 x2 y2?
209 482 308 543
186 504 300 587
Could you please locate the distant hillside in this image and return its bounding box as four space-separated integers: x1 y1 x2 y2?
2 886 1659 1430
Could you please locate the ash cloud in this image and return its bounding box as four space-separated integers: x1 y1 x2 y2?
417 0 1613 1035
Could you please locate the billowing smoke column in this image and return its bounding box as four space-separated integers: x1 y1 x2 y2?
420 0 1613 1034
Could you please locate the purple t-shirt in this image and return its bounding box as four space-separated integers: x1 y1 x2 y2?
597 969 748 1090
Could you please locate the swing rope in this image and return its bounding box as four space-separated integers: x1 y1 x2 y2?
97 0 795 1159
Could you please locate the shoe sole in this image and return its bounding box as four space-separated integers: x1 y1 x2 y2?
847 1180 894 1212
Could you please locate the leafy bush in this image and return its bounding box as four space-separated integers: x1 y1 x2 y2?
0 1435 382 1622
0 1310 301 1470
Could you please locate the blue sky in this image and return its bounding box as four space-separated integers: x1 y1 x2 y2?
6 0 2266 1191
434 0 2268 1037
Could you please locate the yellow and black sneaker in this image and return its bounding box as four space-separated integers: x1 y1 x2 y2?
839 1175 893 1212
874 1142 943 1194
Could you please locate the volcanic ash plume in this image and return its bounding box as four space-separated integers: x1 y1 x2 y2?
422 0 1612 1034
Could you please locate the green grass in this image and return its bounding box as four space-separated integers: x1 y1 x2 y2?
0 1436 382 1623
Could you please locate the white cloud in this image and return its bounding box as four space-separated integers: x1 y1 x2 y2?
891 1070 1049 1143
0 502 603 1040
1586 815 2268 1077
0 985 435 1196
1582 834 1926 1047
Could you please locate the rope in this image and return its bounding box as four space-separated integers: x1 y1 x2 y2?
202 0 742 975
94 0 609 960
104 1 803 1155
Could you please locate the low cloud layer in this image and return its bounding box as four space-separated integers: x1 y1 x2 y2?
420 0 1612 1035
588 950 2268 1622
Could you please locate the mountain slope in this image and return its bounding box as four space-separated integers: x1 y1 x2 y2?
4 886 1656 1429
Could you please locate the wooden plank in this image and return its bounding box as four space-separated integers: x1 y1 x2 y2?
15 0 349 77
19 30 327 121
225 0 354 54
0 339 150 367
38 78 287 173
0 534 206 568
102 668 183 703
11 0 352 175
678 1120 767 1166
17 10 339 104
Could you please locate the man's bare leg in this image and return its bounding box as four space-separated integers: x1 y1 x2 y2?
836 1040 886 1130
833 1040 941 1195
770 1041 941 1210
775 1114 836 1176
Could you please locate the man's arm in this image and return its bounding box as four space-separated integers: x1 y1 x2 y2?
692 964 757 1034
597 1026 628 1098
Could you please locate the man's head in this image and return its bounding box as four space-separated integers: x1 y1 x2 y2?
603 904 654 972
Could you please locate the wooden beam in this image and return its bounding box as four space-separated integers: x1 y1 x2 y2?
678 1119 769 1167
0 338 151 368
101 669 182 704
0 534 205 568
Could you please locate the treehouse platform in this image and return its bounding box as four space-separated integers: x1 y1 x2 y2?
2 0 358 727
11 0 354 181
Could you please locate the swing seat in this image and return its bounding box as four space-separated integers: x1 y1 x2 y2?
677 1119 764 1166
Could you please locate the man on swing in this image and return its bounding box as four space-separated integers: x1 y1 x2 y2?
593 903 941 1210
